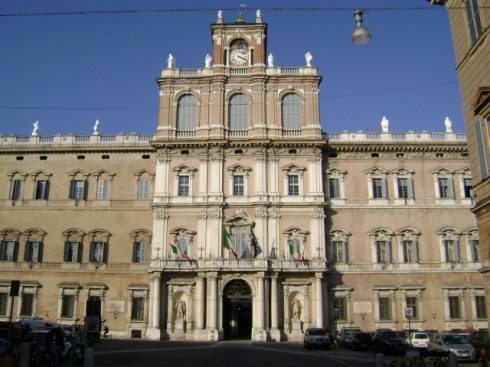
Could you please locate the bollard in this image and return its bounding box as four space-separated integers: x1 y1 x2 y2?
375 353 384 367
448 352 458 367
84 346 95 367
18 343 30 367
480 349 488 367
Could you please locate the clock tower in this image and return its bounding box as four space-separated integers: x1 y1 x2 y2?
211 9 267 68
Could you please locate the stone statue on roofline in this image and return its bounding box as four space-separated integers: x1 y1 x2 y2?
381 116 389 133
167 54 175 69
93 119 100 135
444 117 453 133
305 52 313 67
32 121 39 136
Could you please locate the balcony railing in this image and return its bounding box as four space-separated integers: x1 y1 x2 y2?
324 131 467 143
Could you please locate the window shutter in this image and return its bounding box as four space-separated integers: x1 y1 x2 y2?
132 242 137 262
382 178 388 198
103 242 109 263
343 241 349 263
13 242 19 262
83 180 89 200
448 178 455 198
455 241 461 263
63 241 70 262
0 241 4 259
89 241 95 262
44 181 50 200
37 242 44 263
414 241 419 263
24 242 30 262
474 120 490 179
69 180 75 199
408 178 415 199
388 241 393 263
77 243 83 263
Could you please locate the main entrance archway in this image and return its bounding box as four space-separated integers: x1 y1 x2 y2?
223 279 252 339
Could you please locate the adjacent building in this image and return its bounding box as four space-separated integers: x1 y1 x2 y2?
0 10 485 341
429 0 490 324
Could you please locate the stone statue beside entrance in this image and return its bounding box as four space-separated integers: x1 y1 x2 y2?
175 299 186 320
292 298 302 320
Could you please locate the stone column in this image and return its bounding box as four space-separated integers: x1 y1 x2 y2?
270 274 281 341
283 286 290 332
146 272 163 340
195 274 205 329
255 273 265 333
206 273 218 336
315 273 323 327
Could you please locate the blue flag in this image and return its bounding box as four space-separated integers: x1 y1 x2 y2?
251 233 262 258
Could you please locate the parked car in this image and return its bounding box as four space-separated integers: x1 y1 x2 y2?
351 331 374 351
407 332 430 348
338 327 361 347
304 328 331 350
373 329 407 355
468 330 490 357
427 332 477 362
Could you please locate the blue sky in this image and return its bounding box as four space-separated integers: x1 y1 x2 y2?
0 1 463 136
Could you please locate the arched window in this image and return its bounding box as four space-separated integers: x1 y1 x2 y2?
281 93 301 129
177 95 197 131
229 94 248 130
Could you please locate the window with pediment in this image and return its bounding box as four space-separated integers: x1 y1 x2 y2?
284 227 309 263
134 169 155 200
131 229 152 263
365 167 389 199
227 164 251 197
464 228 480 263
173 165 197 197
396 228 420 264
223 209 258 259
62 229 85 263
370 229 393 265
93 170 115 201
329 229 351 264
88 229 111 264
326 168 346 200
282 164 306 197
169 227 196 261
0 228 20 262
437 228 461 264
7 170 28 201
392 167 415 200
23 228 47 264
432 168 455 199
30 170 52 200
68 170 90 201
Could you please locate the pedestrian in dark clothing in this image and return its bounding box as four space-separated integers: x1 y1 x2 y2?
46 327 64 367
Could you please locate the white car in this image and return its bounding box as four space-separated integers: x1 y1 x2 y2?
408 332 430 348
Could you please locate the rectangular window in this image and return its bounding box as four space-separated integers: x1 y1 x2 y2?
20 294 34 317
331 240 348 264
233 175 244 196
24 241 41 262
0 241 17 262
328 178 341 199
89 241 106 263
133 241 147 263
472 240 481 262
376 241 390 263
397 178 411 199
445 240 460 263
463 178 473 198
137 180 150 200
334 297 347 321
372 178 386 198
64 241 81 263
96 179 109 200
9 179 22 200
288 175 299 196
403 240 418 263
178 176 190 196
438 178 453 198
0 293 8 316
465 0 483 44
35 180 49 200
448 296 462 319
231 231 250 258
406 296 419 319
70 180 87 200
379 296 392 320
131 297 145 320
476 295 487 319
61 294 76 318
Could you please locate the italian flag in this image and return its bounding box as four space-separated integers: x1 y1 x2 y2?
223 228 238 259
171 243 193 265
289 240 305 265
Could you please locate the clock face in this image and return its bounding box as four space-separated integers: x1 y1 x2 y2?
230 40 249 65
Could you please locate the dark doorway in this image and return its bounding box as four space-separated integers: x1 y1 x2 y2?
223 279 252 339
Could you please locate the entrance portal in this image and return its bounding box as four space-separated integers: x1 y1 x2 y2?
223 279 252 339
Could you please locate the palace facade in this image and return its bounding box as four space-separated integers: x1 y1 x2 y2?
0 11 485 341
